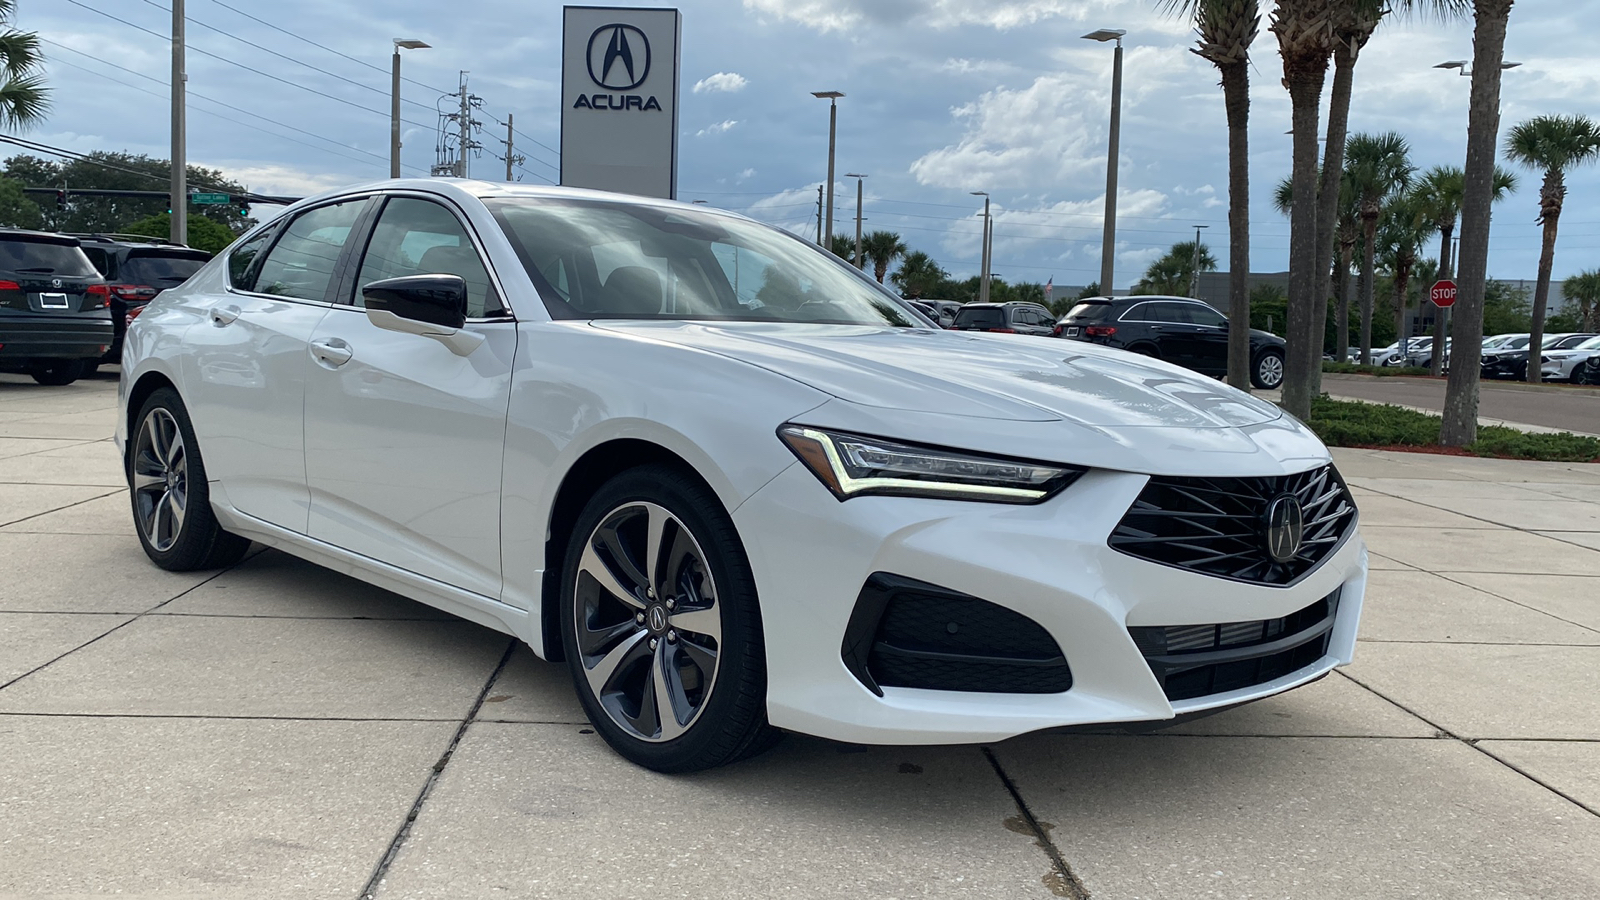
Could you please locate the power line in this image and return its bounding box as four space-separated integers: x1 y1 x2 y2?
132 0 439 113
39 38 422 175
481 111 558 171
63 0 435 130
202 0 449 95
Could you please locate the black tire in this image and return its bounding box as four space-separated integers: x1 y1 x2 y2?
128 387 252 571
30 359 82 386
560 464 778 773
1252 349 1285 389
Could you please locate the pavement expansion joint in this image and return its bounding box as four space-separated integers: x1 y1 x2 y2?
982 746 1091 900
0 487 124 528
358 639 516 900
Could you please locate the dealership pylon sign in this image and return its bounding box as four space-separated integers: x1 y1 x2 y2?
561 6 681 199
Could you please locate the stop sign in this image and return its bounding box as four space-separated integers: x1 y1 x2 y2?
1430 279 1458 308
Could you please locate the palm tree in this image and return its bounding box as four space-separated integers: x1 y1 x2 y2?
1343 132 1413 364
1376 190 1439 356
1269 0 1337 417
860 230 908 284
1412 164 1517 374
1276 170 1359 364
1504 114 1600 382
1133 240 1216 296
1442 0 1517 447
1162 0 1260 390
1563 269 1600 331
0 0 50 129
889 250 946 299
828 233 859 266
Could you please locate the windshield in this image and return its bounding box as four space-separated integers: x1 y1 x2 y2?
487 198 924 327
1576 336 1600 351
121 252 208 285
0 239 99 277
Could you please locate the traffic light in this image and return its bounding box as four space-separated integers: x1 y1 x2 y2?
238 202 250 217
55 189 66 210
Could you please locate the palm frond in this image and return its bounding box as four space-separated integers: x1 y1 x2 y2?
0 73 49 130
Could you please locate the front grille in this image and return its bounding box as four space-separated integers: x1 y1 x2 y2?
841 574 1072 695
1130 593 1338 702
1109 465 1356 587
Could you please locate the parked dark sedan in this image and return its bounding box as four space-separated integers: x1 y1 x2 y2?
1055 295 1286 389
0 230 113 385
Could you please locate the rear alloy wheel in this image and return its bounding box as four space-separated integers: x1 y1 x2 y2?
1252 350 1285 390
561 466 776 772
30 359 82 386
129 388 252 571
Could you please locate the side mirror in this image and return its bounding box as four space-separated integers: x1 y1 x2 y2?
361 274 468 329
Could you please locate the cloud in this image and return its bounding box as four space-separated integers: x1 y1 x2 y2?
910 72 1104 191
939 190 1171 273
212 163 360 198
693 72 749 94
742 0 1132 31
695 120 740 137
737 168 757 182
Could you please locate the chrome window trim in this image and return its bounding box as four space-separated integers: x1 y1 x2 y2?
224 192 379 307
345 189 515 320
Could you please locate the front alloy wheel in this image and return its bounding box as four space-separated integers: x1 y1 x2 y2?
574 501 722 743
1253 351 1285 389
561 466 776 772
132 408 188 552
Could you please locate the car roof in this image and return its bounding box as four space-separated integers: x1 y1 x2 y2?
0 228 81 246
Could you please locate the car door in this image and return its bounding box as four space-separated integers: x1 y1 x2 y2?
301 194 517 599
1178 301 1230 374
182 198 369 532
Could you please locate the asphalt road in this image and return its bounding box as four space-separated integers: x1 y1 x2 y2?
1323 373 1600 434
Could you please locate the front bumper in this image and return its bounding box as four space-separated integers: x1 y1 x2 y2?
735 463 1366 745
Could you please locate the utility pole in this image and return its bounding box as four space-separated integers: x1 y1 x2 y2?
846 173 867 267
972 192 991 303
170 0 186 245
457 75 471 177
1190 224 1209 298
812 91 844 246
1083 29 1126 296
434 72 482 178
815 185 824 245
505 114 514 181
391 39 429 178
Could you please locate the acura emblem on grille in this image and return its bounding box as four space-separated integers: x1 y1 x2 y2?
1264 494 1305 563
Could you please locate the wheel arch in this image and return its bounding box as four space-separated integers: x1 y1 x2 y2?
124 370 180 464
538 438 730 661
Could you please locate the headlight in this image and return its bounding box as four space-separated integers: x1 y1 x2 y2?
777 425 1084 504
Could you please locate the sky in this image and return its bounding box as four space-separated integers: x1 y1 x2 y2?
22 0 1600 289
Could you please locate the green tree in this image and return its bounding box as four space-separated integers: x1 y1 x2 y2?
1375 189 1438 355
0 0 49 130
1132 240 1216 296
1344 132 1414 363
0 175 41 228
1504 114 1600 382
2 151 256 235
1442 0 1518 446
889 250 947 299
827 232 859 265
1076 281 1102 300
861 230 908 284
1163 0 1261 390
122 212 237 255
1562 268 1600 331
1412 163 1517 373
1482 278 1531 335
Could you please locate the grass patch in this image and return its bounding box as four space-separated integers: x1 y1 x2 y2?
1322 361 1432 377
1303 396 1600 462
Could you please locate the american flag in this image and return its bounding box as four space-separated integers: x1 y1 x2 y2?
1044 277 1053 304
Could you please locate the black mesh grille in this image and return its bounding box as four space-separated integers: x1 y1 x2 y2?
1130 593 1338 702
841 574 1072 695
1109 465 1356 586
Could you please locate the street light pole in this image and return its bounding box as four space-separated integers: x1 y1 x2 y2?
170 0 186 245
391 39 430 178
1190 224 1209 299
845 173 867 268
972 191 991 303
812 91 844 247
1083 28 1126 296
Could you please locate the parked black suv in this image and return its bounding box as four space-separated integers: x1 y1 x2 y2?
1055 295 1287 389
0 231 113 385
951 301 1057 336
73 234 211 365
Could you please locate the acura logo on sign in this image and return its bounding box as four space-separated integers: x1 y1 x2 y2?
1264 495 1305 563
587 24 650 91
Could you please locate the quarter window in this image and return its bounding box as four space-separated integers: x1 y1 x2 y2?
227 228 274 290
251 200 365 301
353 197 501 317
1186 303 1228 328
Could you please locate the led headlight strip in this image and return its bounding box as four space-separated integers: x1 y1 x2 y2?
777 425 1084 504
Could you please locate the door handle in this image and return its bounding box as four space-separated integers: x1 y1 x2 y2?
211 305 240 326
309 338 354 367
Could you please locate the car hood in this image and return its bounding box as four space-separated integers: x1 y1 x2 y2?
591 322 1283 429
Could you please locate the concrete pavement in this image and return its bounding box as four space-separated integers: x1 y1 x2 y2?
3 372 1599 899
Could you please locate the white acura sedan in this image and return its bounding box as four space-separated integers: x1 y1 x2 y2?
117 180 1366 772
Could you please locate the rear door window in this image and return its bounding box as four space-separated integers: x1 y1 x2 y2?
1185 303 1228 327
252 199 366 301
352 197 502 316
